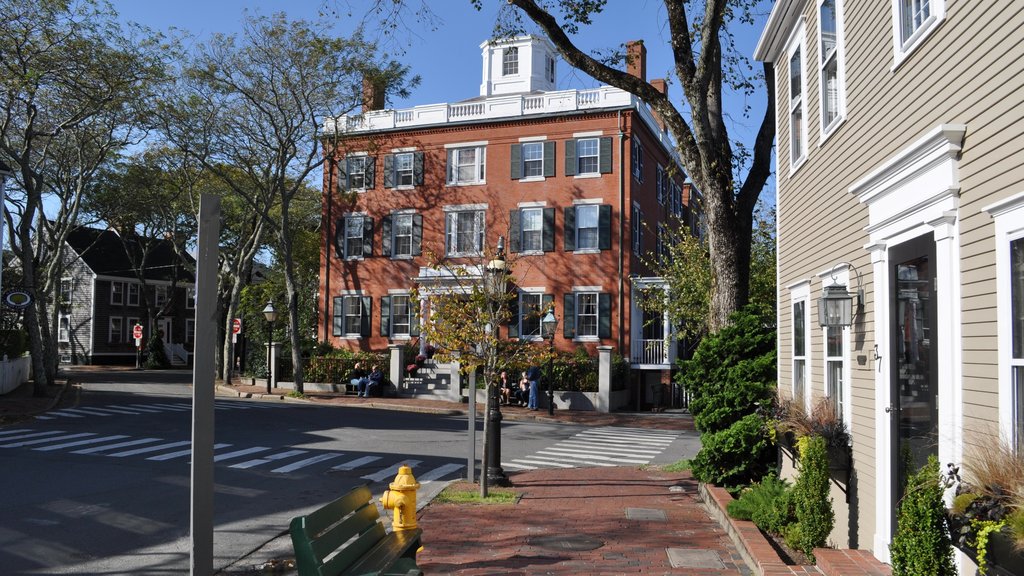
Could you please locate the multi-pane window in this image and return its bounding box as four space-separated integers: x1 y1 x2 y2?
186 319 196 343
1012 238 1024 452
900 0 931 45
522 142 543 178
111 282 124 305
345 215 365 258
502 47 518 76
154 285 168 308
793 301 807 403
109 317 123 343
445 210 485 256
820 0 842 133
58 316 70 343
447 146 486 185
60 279 72 304
186 287 196 309
521 208 543 252
576 293 599 338
789 43 805 166
128 283 140 307
576 205 599 251
391 295 412 336
395 152 414 187
631 204 643 255
332 295 365 336
347 156 369 190
392 213 414 257
826 325 844 418
631 139 644 182
577 138 599 175
520 293 543 338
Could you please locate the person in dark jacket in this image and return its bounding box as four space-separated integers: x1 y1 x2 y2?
364 365 385 397
526 364 541 410
349 362 369 396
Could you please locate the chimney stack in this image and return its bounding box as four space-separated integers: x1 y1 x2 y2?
626 40 646 81
650 78 669 132
362 77 385 114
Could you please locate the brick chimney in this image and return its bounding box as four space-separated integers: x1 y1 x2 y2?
362 77 385 114
650 78 669 132
626 40 646 81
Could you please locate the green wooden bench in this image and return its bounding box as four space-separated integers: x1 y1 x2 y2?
289 484 423 576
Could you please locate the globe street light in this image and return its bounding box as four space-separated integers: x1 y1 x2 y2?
483 236 509 487
541 308 558 416
262 300 277 395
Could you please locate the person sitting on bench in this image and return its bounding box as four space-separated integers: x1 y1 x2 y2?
349 362 369 395
363 365 385 397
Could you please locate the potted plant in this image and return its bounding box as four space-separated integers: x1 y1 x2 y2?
775 396 851 472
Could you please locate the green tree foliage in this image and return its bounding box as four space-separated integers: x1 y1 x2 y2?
788 435 834 560
691 412 774 489
890 456 956 576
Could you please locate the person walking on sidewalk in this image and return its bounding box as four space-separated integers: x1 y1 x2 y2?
526 364 541 410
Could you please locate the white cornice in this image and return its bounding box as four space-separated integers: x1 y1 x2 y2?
849 124 966 204
754 0 803 62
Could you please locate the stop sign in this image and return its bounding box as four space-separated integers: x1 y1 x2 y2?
132 324 143 339
232 318 242 335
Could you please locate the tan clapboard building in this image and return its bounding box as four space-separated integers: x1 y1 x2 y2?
756 0 1024 568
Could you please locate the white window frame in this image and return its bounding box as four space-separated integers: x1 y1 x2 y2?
577 137 600 176
985 191 1024 453
347 155 369 191
110 281 124 306
819 267 852 424
60 278 73 304
126 317 140 340
333 294 364 338
391 212 415 258
154 285 169 308
787 21 808 172
395 152 414 187
575 204 600 252
186 287 196 309
58 315 70 343
185 318 196 343
520 207 544 253
447 145 487 186
445 209 485 257
344 214 366 260
519 290 545 341
631 139 644 182
521 141 544 179
891 0 945 68
790 281 812 410
818 0 846 141
390 293 413 338
575 291 600 340
127 283 140 307
109 316 123 344
502 47 519 76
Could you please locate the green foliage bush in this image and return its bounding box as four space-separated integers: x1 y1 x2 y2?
889 456 955 576
0 329 28 358
679 305 776 434
691 413 774 488
727 475 794 536
304 350 387 383
788 435 834 561
144 331 170 369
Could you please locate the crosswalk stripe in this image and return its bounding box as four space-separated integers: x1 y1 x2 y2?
0 428 34 437
82 407 146 415
72 437 163 454
271 453 345 473
585 426 681 437
49 409 103 417
577 430 677 442
0 432 95 448
536 448 649 464
147 443 231 461
416 463 463 482
572 435 674 447
116 405 164 413
59 407 120 416
147 404 193 411
556 441 662 455
214 446 272 462
230 449 309 470
506 458 574 468
0 430 62 440
330 455 381 471
34 435 130 451
128 404 188 412
107 440 192 457
361 460 422 483
500 462 537 470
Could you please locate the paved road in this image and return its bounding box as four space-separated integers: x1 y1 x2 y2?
0 369 699 574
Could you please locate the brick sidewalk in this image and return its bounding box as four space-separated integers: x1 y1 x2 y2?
416 467 752 575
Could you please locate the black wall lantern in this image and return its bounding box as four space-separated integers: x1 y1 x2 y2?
818 263 863 329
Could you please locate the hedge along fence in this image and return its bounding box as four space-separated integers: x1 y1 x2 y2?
493 344 630 394
304 351 389 384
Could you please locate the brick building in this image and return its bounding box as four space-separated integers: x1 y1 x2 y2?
318 36 699 408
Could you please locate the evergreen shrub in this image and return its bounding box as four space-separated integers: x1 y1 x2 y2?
691 412 774 489
788 435 834 561
889 455 955 576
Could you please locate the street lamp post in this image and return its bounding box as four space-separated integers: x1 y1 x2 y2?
541 309 558 416
262 300 277 395
483 237 509 488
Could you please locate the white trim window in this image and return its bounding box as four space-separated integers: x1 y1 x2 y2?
186 287 196 309
631 139 644 182
111 281 125 305
394 152 414 187
391 213 415 258
60 278 73 304
520 292 544 339
186 319 196 344
58 316 70 343
333 294 370 338
787 23 807 170
345 215 366 259
345 155 371 191
109 317 123 344
523 142 543 178
502 47 518 76
576 137 600 175
154 285 169 308
521 208 543 253
1012 236 1024 452
892 0 945 66
821 269 851 423
791 285 811 407
445 209 485 257
576 292 600 338
126 317 140 340
127 283 140 307
447 146 486 186
819 0 845 137
390 294 412 337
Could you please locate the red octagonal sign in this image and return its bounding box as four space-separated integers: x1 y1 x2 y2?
132 324 143 339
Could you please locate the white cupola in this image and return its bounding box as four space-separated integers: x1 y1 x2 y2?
479 35 558 97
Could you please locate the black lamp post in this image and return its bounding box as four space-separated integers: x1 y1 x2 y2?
484 237 509 487
262 300 277 394
541 308 557 416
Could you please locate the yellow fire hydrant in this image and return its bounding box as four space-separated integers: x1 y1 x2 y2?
381 464 420 532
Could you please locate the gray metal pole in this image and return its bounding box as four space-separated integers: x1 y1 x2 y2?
191 195 220 575
467 366 476 482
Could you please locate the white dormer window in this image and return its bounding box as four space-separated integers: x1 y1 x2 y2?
503 47 519 76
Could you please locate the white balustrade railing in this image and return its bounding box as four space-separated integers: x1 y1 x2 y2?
631 338 669 365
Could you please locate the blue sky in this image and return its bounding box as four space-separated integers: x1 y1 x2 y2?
111 0 775 201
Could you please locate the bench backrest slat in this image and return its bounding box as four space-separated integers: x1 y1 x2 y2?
290 485 387 576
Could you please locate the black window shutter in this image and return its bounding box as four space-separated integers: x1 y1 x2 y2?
510 144 522 180
599 137 612 174
507 294 519 339
381 215 393 257
413 152 424 186
383 154 395 188
542 207 555 252
362 217 374 257
564 139 577 176
563 293 576 338
508 209 521 253
598 293 611 338
598 205 612 250
380 296 391 336
360 296 372 337
333 218 345 258
332 296 343 336
412 213 423 255
364 156 376 189
543 141 555 177
563 207 576 252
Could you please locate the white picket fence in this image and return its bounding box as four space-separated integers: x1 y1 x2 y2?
0 356 31 394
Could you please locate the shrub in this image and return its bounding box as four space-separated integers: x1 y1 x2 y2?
889 456 955 576
0 328 28 358
727 475 794 536
789 435 834 561
144 331 170 369
304 350 387 383
691 412 774 489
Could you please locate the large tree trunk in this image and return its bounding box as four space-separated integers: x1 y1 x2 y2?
706 196 754 332
278 208 305 394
